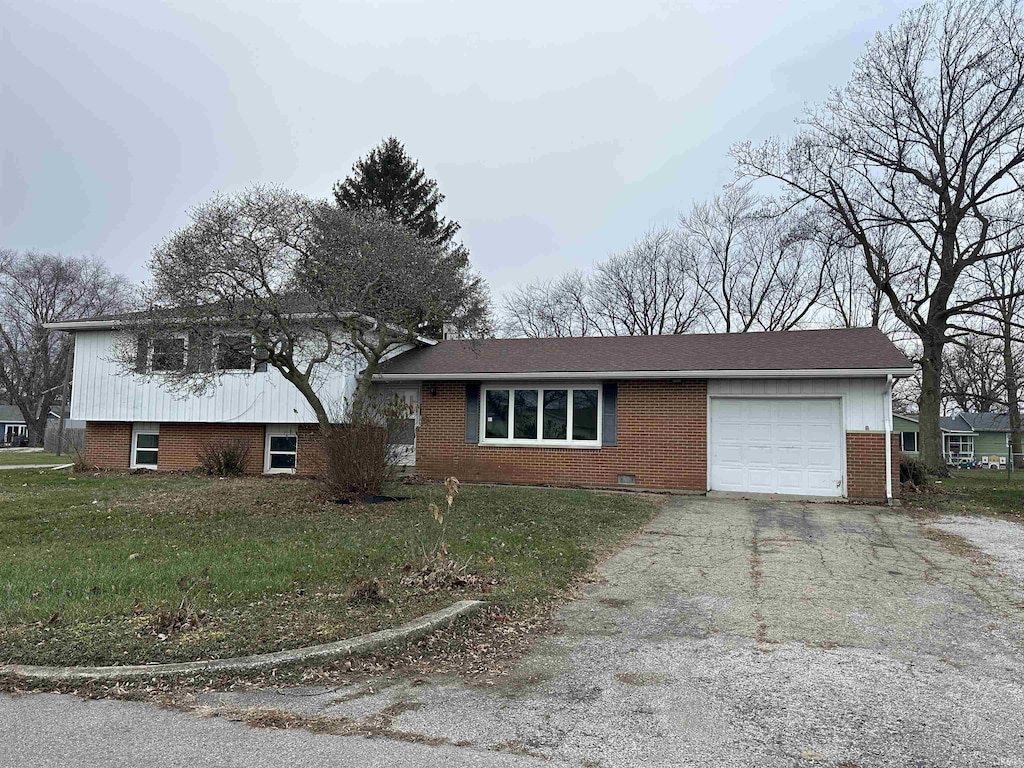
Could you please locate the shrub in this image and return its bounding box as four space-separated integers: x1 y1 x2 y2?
900 457 929 487
197 439 250 476
321 395 413 498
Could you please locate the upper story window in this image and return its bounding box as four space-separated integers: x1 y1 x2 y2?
217 334 254 371
150 336 186 372
482 384 601 447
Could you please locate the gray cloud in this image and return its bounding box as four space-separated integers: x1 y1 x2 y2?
0 0 915 295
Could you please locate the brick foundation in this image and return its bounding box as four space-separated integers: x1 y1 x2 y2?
415 380 708 491
84 421 324 475
84 422 133 470
846 431 901 502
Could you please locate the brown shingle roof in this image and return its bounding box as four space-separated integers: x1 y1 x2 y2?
377 327 913 378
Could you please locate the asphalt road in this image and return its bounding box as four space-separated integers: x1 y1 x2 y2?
4 497 1024 767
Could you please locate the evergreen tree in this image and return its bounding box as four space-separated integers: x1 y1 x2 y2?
333 137 461 248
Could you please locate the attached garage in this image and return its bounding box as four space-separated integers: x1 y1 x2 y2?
709 397 844 497
366 327 913 502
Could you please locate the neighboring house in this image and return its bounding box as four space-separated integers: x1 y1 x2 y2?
46 321 913 502
0 405 65 446
895 411 1016 468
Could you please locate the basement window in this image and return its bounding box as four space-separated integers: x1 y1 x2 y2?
265 427 297 473
131 424 160 469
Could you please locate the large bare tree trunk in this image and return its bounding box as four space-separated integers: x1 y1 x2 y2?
26 412 48 448
918 339 946 474
1004 326 1022 467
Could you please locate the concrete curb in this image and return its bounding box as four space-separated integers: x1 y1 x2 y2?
0 599 485 682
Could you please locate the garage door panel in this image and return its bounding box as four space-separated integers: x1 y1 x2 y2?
775 446 804 469
710 398 843 497
744 449 776 470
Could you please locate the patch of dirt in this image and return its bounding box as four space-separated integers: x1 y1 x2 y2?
614 671 670 687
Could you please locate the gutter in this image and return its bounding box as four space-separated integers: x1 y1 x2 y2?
885 373 893 503
373 367 917 382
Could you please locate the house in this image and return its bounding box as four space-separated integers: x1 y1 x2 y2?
45 320 912 502
0 405 66 446
896 411 1016 468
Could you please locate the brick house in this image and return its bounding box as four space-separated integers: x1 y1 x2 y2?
374 328 912 502
46 317 911 502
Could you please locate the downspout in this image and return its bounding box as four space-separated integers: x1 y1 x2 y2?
884 373 893 503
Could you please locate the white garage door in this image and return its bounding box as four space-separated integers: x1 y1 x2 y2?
709 398 844 497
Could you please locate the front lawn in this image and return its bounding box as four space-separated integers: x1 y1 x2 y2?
930 468 1024 519
0 471 658 666
0 450 68 466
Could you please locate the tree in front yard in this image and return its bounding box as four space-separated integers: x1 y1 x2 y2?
734 0 1024 473
115 185 489 428
0 250 129 446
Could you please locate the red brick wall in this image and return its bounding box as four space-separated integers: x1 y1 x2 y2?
84 422 133 470
846 432 901 501
84 421 325 475
158 424 265 473
415 380 708 491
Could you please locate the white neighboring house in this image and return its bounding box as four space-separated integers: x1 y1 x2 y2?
44 316 431 473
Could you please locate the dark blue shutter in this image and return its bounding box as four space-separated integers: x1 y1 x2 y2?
602 382 617 446
465 383 480 443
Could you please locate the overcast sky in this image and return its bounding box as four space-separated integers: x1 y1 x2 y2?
1 0 915 297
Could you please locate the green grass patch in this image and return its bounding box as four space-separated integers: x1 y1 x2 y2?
0 471 659 666
928 468 1024 518
0 451 68 466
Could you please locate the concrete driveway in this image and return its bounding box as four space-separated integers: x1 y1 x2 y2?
4 497 1024 767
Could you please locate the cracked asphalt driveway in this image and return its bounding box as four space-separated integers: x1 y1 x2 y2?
5 496 1024 767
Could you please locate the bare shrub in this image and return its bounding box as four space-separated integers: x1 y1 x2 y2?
400 477 489 593
197 439 250 476
321 395 412 499
345 577 386 603
151 569 210 636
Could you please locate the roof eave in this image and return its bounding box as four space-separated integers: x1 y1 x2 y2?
373 366 916 382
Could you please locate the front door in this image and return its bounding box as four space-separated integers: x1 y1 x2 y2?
386 387 420 466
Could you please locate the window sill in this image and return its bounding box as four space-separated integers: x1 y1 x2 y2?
479 439 602 450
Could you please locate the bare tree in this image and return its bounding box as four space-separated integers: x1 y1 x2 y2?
591 228 705 335
941 338 1006 412
960 228 1024 460
734 0 1024 471
499 271 598 338
0 250 128 445
679 186 830 332
498 229 704 338
116 186 489 427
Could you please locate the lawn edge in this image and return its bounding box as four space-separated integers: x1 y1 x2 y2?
0 600 484 682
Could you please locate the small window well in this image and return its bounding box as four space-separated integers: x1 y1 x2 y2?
617 474 636 485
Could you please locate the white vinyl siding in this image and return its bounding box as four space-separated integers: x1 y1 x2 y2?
708 377 888 432
71 330 358 424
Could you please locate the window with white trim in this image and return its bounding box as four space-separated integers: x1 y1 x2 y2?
4 424 28 443
900 431 918 452
150 335 187 372
481 385 601 446
131 424 160 469
265 427 297 473
944 434 975 461
217 334 254 371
